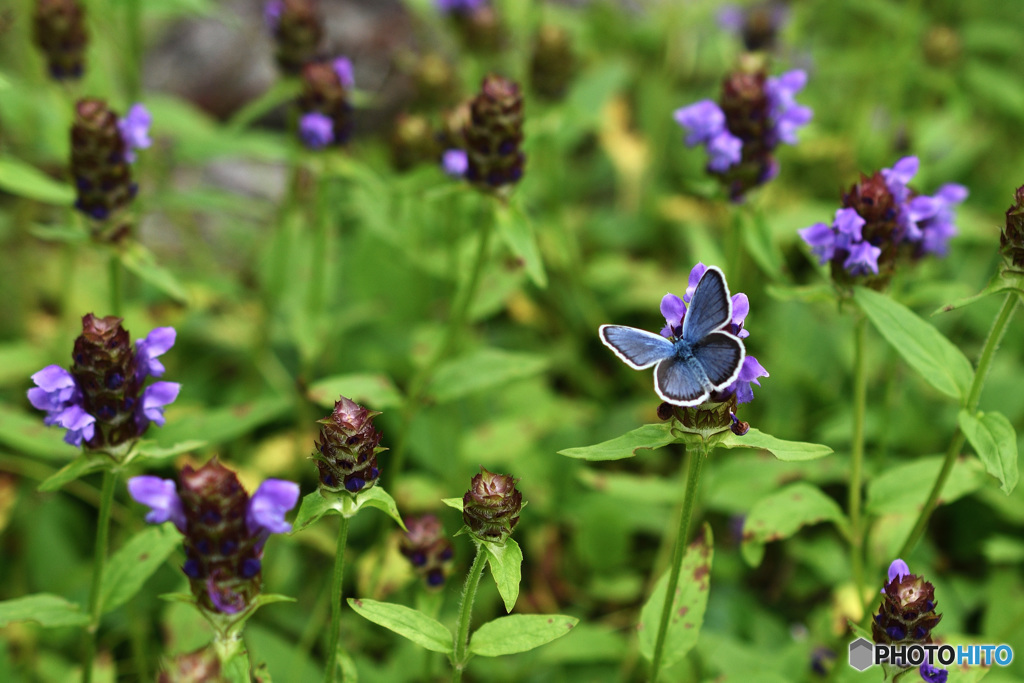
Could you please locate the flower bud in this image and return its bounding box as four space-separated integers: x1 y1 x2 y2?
399 515 455 588
1000 185 1024 270
463 74 525 194
872 560 943 653
266 0 323 75
390 114 441 172
32 0 87 80
439 1 501 52
313 396 383 493
297 59 354 149
128 461 300 616
529 25 575 101
70 99 146 240
462 468 522 544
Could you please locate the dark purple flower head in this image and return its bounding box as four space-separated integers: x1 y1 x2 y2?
268 0 323 74
314 396 383 494
117 103 151 163
463 468 522 544
297 60 354 149
675 65 810 201
127 461 299 615
33 0 88 81
919 662 948 683
27 315 179 455
873 559 942 648
798 156 967 288
399 515 455 588
1000 185 1024 268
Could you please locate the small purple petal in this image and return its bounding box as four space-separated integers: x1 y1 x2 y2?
684 263 709 303
834 208 865 241
731 293 749 328
299 112 335 150
31 365 76 392
887 558 910 583
798 222 836 264
118 103 152 163
706 131 743 172
919 662 948 683
333 57 355 89
882 156 919 203
135 327 176 380
673 100 727 147
843 241 882 275
246 479 300 537
207 578 245 614
717 5 745 32
264 0 284 31
56 404 96 445
127 476 186 531
140 381 180 427
730 355 769 404
660 293 687 337
442 149 469 178
936 183 968 204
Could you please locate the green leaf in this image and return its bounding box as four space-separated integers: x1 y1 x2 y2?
38 455 106 492
740 208 783 280
292 487 406 531
935 270 1024 313
719 428 833 461
741 483 849 566
0 156 75 205
854 287 974 401
469 614 578 657
558 422 675 461
346 599 453 654
638 523 714 670
482 539 523 613
307 373 403 410
0 403 73 461
0 594 89 628
958 410 1019 495
119 242 189 304
441 497 464 511
494 201 547 288
132 439 207 463
866 456 988 516
427 348 548 404
100 525 180 614
226 78 301 133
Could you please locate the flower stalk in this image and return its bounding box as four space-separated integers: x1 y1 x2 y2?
323 516 350 683
451 544 488 683
82 469 117 683
849 315 868 615
650 442 707 681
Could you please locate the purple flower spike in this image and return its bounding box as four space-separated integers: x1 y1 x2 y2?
299 112 335 150
674 100 727 147
127 476 186 531
246 478 300 537
135 327 176 380
919 662 948 683
333 57 355 89
442 149 469 178
139 381 181 428
118 103 152 163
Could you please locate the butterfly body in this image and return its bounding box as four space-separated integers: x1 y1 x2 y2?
599 266 745 406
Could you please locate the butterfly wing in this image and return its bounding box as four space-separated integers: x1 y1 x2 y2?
599 325 675 370
654 353 713 406
691 330 745 389
681 266 733 343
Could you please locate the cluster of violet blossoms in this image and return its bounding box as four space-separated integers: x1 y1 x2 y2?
875 559 947 683
128 461 300 615
674 66 811 200
297 57 355 150
28 315 178 453
798 156 967 284
661 263 769 406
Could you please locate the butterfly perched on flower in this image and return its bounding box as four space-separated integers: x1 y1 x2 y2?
599 266 746 406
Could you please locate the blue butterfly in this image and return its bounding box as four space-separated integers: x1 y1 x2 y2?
599 266 745 406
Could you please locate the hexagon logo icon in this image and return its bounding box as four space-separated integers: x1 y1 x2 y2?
849 638 874 671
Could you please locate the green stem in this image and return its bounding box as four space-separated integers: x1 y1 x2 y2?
307 174 332 322
452 544 488 683
82 470 117 683
650 443 706 682
897 292 1018 557
126 0 142 100
108 255 122 317
849 316 868 617
323 516 351 683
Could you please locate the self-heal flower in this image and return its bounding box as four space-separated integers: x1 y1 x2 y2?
33 0 87 80
463 468 523 544
919 662 948 683
674 61 811 201
872 560 943 668
298 112 334 150
1000 185 1024 269
297 60 354 149
313 396 384 493
798 156 967 288
461 74 526 193
399 515 455 588
128 461 299 615
267 0 323 74
27 315 180 457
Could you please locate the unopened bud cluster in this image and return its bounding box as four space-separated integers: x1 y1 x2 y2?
462 468 522 544
265 0 324 75
313 396 383 494
33 0 87 80
1000 185 1024 270
297 59 355 150
399 515 455 588
529 25 575 101
460 74 526 193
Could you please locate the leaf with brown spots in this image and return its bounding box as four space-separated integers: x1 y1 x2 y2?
740 483 849 567
638 523 714 670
